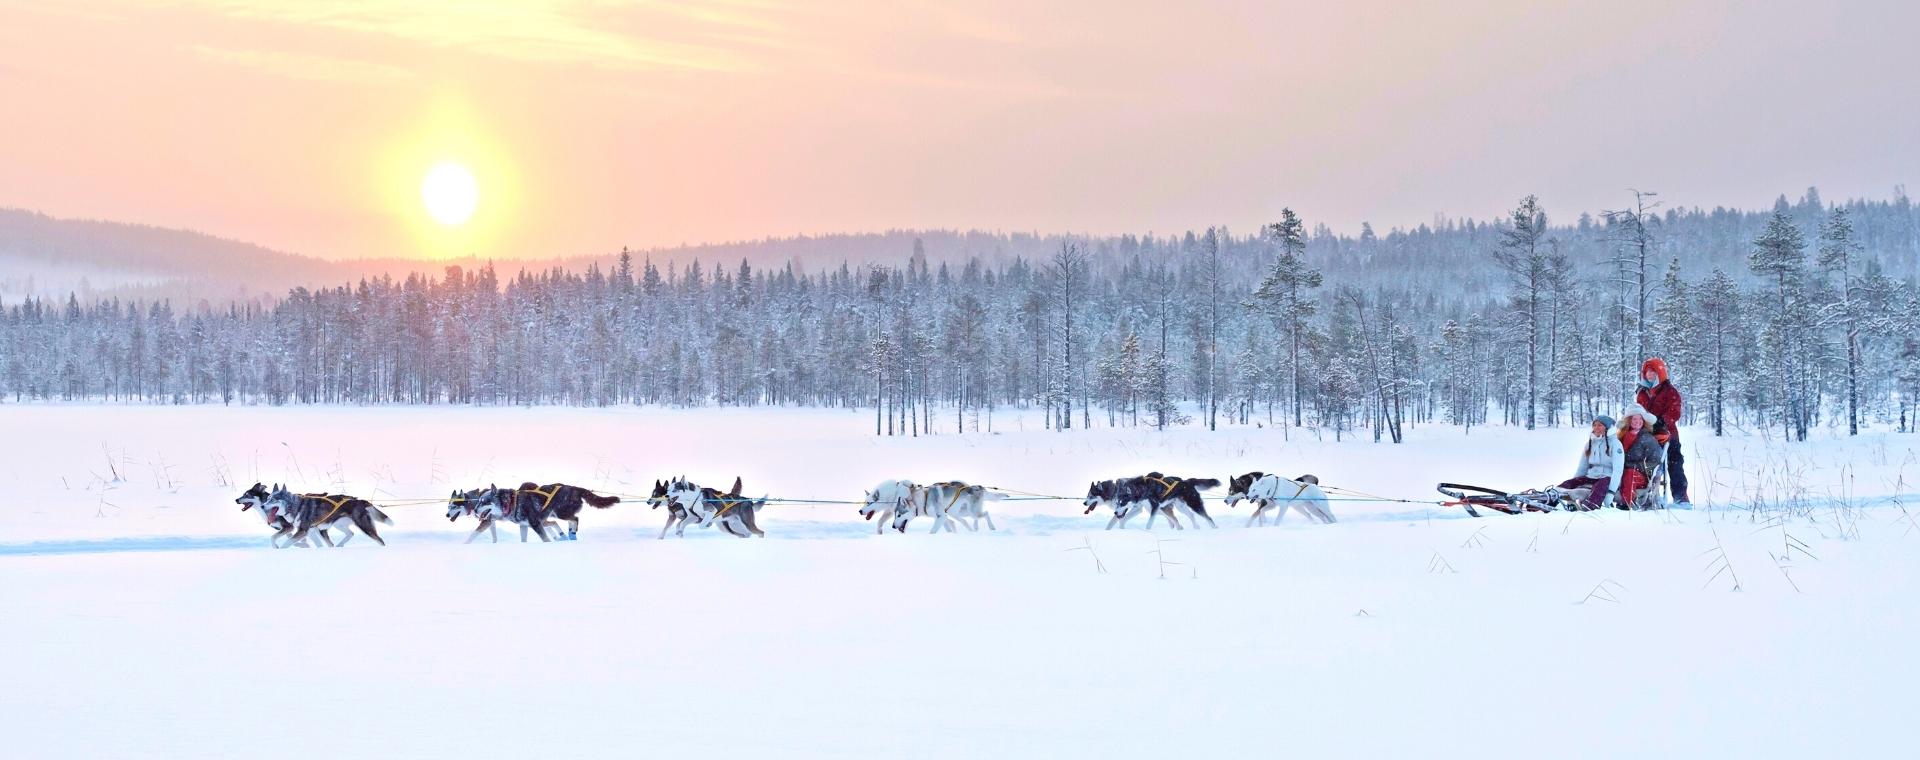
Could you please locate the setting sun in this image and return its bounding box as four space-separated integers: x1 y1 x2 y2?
421 161 478 227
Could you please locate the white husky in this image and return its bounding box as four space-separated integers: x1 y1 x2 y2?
860 480 1001 534
1225 472 1336 526
859 479 922 534
914 481 1000 534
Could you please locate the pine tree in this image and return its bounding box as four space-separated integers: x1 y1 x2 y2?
1253 209 1322 430
1492 195 1549 429
1817 207 1864 435
1050 242 1089 430
1652 258 1693 379
1750 209 1809 440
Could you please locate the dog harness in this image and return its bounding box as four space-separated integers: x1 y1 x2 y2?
301 493 355 525
1143 475 1183 498
707 492 750 516
929 482 973 510
519 485 562 515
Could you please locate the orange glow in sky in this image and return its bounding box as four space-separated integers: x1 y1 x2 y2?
1 1 1915 260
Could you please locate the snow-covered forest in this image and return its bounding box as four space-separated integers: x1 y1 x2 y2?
4 189 1917 440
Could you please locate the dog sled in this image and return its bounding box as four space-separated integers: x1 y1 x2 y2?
1436 483 1571 516
1439 443 1674 517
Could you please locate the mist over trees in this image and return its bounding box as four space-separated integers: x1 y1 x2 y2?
3 188 1918 440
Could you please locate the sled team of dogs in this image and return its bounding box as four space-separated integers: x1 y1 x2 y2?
236 469 1333 547
858 480 1002 534
235 482 394 548
1081 471 1335 529
444 483 621 543
646 477 767 539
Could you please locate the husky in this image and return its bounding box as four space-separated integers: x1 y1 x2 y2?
485 482 619 541
859 479 921 534
1083 474 1219 530
1083 478 1162 529
446 487 564 544
456 483 619 542
235 482 315 548
646 479 691 539
1226 472 1335 526
861 480 1001 534
660 477 765 538
1132 472 1219 530
913 481 1000 534
267 485 392 547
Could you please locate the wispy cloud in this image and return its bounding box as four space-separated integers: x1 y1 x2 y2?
171 0 763 72
191 45 416 84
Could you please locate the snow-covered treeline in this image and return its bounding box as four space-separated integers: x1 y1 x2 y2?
2 189 1917 439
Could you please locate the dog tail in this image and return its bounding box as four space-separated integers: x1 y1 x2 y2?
369 505 393 525
580 489 621 508
1189 478 1222 491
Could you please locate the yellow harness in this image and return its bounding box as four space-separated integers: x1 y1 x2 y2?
708 493 750 516
1143 475 1183 498
929 482 972 511
302 493 355 525
517 485 562 516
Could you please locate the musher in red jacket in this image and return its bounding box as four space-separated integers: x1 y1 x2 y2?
1635 357 1691 506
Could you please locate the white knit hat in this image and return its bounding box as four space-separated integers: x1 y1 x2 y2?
1622 403 1658 427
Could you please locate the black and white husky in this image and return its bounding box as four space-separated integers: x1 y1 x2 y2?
1082 474 1219 530
1225 472 1335 526
446 487 564 544
265 484 392 547
235 482 315 548
470 482 618 542
655 477 765 538
646 479 691 539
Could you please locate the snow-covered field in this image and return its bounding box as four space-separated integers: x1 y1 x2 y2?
4 404 1919 758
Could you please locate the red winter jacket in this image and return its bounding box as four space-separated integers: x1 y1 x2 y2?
1636 358 1683 440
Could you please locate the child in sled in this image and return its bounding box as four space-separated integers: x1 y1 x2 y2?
1555 413 1623 510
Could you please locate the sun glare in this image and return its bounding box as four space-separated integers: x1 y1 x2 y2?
421 161 478 226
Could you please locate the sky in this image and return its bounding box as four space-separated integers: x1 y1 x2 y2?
1 0 1915 261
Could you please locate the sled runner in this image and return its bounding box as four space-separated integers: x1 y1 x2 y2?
1436 483 1575 516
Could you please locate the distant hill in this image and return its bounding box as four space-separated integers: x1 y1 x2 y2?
0 209 1067 307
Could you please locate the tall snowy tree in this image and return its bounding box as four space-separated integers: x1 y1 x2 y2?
1750 209 1809 441
1253 209 1322 429
1051 242 1089 430
1492 195 1549 430
1817 207 1865 435
1604 189 1660 377
1652 258 1693 378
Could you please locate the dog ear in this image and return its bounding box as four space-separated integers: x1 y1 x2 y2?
730 477 742 497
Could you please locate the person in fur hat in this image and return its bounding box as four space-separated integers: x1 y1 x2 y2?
1636 357 1690 506
1557 414 1623 510
1616 404 1663 508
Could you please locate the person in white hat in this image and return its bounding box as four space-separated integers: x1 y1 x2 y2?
1615 403 1662 508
